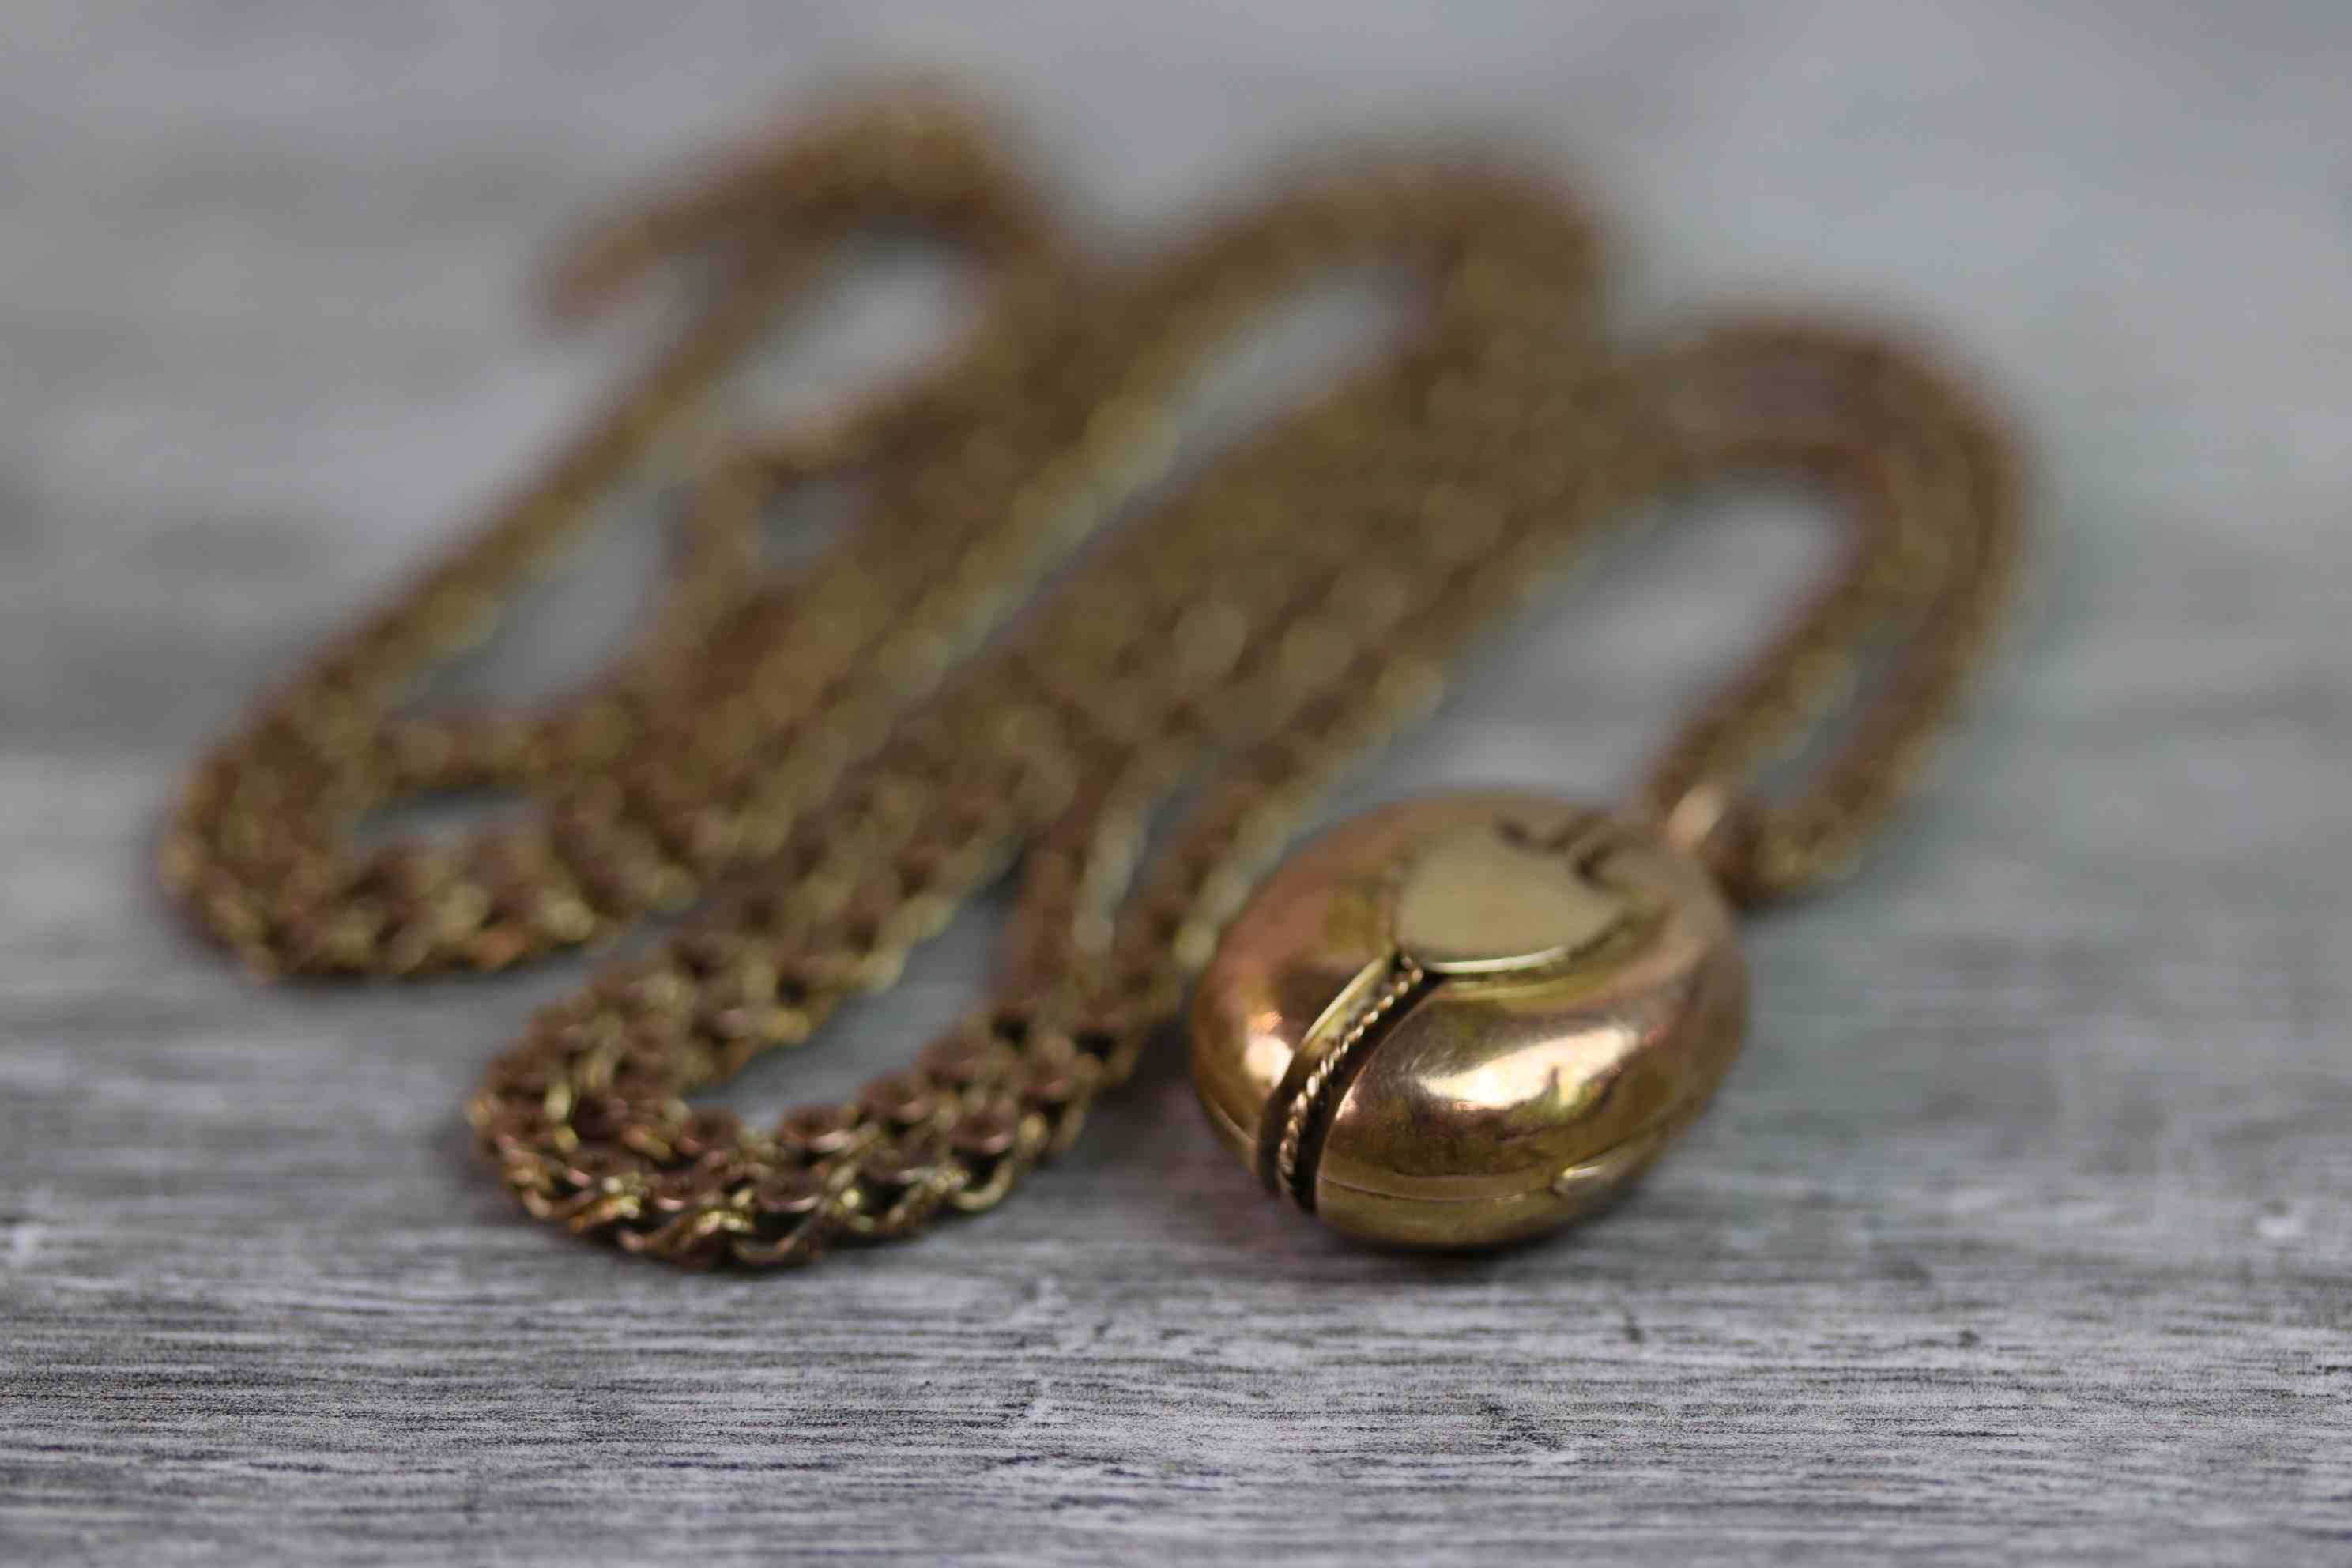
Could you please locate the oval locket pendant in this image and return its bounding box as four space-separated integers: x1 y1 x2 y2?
1189 793 1746 1248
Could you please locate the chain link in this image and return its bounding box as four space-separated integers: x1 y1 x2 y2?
160 86 2025 1267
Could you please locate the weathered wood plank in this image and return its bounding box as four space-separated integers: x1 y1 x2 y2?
3 5 2349 1562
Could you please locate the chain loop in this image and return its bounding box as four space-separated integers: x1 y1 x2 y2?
162 88 2024 1267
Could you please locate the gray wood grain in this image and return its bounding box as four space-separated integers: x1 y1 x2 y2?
3 3 2350 1562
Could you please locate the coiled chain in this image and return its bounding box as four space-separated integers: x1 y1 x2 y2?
160 86 2025 1267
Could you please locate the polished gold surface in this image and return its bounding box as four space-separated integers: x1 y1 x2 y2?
159 84 2026 1268
1191 795 1745 1248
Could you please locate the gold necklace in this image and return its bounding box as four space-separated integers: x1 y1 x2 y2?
160 85 2025 1266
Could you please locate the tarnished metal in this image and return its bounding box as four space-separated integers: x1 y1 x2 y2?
158 85 2027 1268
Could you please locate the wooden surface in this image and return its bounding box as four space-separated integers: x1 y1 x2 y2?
4 5 2349 1562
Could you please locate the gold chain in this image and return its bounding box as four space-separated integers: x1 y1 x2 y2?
159 86 2026 1268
